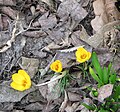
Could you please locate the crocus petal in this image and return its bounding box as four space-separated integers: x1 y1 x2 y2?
24 83 31 90
87 52 91 60
75 50 81 58
55 60 61 63
57 63 62 72
18 70 31 87
50 63 55 70
77 47 88 54
10 82 25 91
77 57 88 63
18 70 31 81
12 73 25 85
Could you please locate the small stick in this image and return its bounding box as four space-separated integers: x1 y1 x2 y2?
36 70 67 86
40 54 57 76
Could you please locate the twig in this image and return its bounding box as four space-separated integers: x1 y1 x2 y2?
15 19 33 36
0 56 13 76
0 14 18 52
36 73 65 86
59 90 68 112
57 45 84 53
0 14 33 53
40 54 57 76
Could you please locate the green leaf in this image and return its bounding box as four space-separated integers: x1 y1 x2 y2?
82 103 96 110
98 108 109 112
107 63 112 76
109 74 117 84
103 67 109 84
113 85 120 101
92 52 103 82
89 67 103 85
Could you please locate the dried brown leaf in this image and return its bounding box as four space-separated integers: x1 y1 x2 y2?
38 75 63 101
1 7 17 20
92 0 120 32
90 84 113 102
24 102 44 110
19 57 39 78
91 0 108 31
0 0 15 6
98 84 113 102
65 102 80 112
0 33 10 48
57 0 87 21
0 81 36 102
12 110 24 112
33 12 57 30
81 21 120 48
38 76 52 98
39 0 55 9
93 0 105 16
91 13 108 32
105 0 120 22
75 98 93 112
47 75 61 101
67 91 82 102
23 31 47 38
0 14 3 30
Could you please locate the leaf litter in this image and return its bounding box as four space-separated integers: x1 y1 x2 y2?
0 0 120 111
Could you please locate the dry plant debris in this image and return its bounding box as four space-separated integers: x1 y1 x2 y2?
0 0 120 111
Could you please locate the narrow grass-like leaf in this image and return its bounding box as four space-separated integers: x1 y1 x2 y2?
92 52 103 82
98 108 109 112
82 103 96 110
113 85 120 101
103 67 109 84
89 67 103 85
107 63 112 76
109 74 117 84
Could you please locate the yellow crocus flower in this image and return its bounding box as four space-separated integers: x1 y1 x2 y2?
75 47 91 63
50 60 62 72
10 70 31 91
